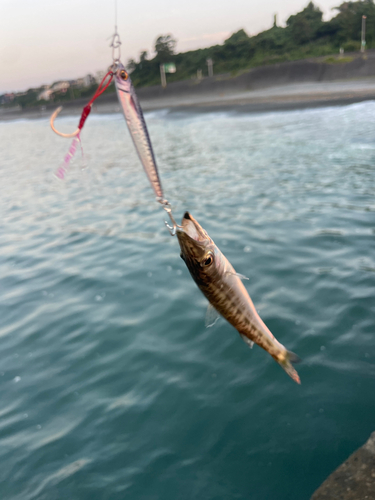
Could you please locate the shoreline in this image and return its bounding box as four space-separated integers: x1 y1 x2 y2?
2 78 375 121
4 53 375 121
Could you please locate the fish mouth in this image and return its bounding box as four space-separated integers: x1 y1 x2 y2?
176 212 210 262
178 212 209 243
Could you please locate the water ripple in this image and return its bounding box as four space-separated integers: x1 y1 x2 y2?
0 102 374 499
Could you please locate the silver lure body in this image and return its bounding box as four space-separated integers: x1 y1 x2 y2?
114 63 164 200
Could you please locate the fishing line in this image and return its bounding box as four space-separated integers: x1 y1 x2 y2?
109 0 121 65
107 3 180 234
51 1 121 178
115 0 118 34
50 0 180 235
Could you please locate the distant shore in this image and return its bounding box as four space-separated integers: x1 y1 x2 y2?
2 79 375 122
3 53 375 121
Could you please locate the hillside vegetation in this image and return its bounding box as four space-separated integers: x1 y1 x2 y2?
130 1 375 87
2 0 375 110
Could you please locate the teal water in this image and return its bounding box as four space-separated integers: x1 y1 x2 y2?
0 103 374 499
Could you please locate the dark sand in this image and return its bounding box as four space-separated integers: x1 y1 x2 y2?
4 52 375 120
2 78 375 122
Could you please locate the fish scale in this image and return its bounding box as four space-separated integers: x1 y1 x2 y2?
114 64 300 384
177 212 301 384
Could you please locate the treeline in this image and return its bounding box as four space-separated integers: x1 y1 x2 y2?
3 84 106 110
129 0 375 87
2 0 374 108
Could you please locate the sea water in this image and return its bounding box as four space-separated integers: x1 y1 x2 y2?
0 103 374 499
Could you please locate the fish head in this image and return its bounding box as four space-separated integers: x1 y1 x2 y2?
114 63 133 93
177 212 223 283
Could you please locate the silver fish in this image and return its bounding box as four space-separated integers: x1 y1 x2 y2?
177 212 301 384
114 63 164 201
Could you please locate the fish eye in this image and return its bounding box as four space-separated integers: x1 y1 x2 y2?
120 70 128 81
202 254 213 267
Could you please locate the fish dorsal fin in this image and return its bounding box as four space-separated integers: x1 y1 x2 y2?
225 271 249 280
240 334 254 349
205 303 220 328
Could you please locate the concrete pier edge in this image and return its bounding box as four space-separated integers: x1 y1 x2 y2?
311 431 375 500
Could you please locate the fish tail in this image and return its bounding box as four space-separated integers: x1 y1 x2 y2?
278 350 301 384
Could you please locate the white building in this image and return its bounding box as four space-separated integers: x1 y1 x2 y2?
51 82 70 92
37 89 53 101
83 75 94 87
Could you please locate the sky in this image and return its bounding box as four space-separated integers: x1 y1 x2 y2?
0 0 341 94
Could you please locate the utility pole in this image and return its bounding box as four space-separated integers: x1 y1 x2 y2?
206 58 213 78
160 64 166 88
361 15 366 53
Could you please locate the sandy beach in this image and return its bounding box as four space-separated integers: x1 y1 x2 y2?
139 78 375 112
2 77 375 122
3 54 375 121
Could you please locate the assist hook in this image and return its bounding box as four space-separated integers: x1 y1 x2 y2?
50 106 81 138
50 70 114 139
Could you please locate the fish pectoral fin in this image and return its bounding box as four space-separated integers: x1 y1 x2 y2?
225 271 249 280
205 303 220 328
240 334 254 349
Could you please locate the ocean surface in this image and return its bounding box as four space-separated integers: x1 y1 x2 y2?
0 102 374 500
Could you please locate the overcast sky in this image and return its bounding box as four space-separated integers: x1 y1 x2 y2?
0 0 340 94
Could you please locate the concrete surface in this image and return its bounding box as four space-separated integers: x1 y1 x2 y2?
311 432 375 500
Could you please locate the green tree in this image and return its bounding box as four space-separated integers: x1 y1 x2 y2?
8 0 375 101
334 1 375 46
218 29 254 65
224 29 250 46
127 59 137 72
287 1 324 44
154 34 176 62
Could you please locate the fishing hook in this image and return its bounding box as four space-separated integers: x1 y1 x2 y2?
165 220 177 236
161 200 181 236
50 106 80 138
50 70 113 139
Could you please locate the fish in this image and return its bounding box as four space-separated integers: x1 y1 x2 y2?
176 212 301 384
114 63 164 201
